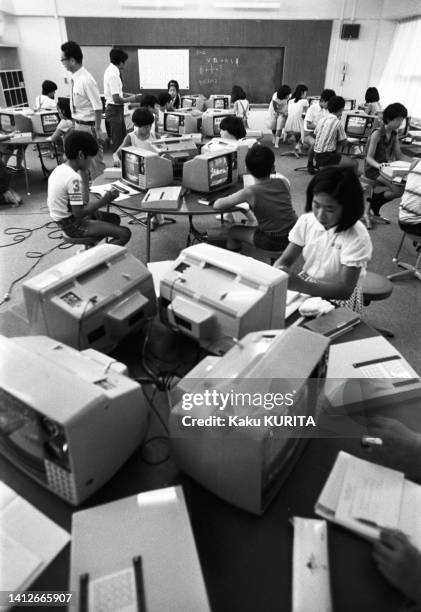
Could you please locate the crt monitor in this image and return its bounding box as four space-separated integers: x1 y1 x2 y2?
201 110 236 137
397 116 410 138
182 149 238 193
343 98 356 111
169 327 330 514
121 146 173 190
159 243 288 354
208 95 231 110
0 334 149 505
163 110 202 135
307 96 320 107
151 136 199 179
31 111 60 135
202 137 253 175
23 244 157 353
181 95 201 108
0 109 32 133
344 113 374 138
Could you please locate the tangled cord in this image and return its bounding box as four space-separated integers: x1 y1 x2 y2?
0 222 72 306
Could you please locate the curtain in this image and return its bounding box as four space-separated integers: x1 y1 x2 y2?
378 18 421 119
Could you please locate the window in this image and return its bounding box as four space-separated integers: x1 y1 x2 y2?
0 70 28 107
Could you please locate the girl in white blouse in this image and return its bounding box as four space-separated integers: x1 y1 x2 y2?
274 167 373 312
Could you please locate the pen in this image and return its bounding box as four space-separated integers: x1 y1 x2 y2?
355 517 385 530
361 436 383 447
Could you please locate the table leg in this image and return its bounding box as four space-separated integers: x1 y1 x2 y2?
23 146 30 195
36 143 51 178
146 213 151 263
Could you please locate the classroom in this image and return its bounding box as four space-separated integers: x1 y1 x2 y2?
0 0 421 610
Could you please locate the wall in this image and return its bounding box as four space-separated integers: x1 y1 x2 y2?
7 0 415 110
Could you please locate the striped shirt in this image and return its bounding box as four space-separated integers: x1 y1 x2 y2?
314 113 346 153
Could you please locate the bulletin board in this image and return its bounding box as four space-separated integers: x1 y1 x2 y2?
138 49 189 89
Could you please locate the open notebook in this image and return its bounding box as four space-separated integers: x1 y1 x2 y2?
315 452 421 548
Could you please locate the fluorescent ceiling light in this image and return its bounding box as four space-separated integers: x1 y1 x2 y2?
213 1 280 8
120 0 185 7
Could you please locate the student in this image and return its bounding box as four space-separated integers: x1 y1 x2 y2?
103 47 139 152
168 80 181 109
398 157 421 235
285 84 309 157
213 143 297 252
303 88 336 174
47 130 130 246
366 416 421 608
140 95 160 138
231 85 250 128
34 80 58 111
363 86 382 117
313 96 358 173
157 91 172 129
274 167 372 312
46 97 73 148
60 40 105 180
0 155 21 207
268 85 291 148
364 102 409 217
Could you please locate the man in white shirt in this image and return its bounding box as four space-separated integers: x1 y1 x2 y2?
60 40 105 179
303 89 335 175
103 48 139 152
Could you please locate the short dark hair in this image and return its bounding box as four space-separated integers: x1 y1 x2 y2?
167 80 179 92
365 87 380 103
57 97 72 119
219 116 246 140
320 88 336 103
64 130 98 159
245 143 274 179
158 92 172 107
383 102 408 124
140 94 158 109
328 96 345 113
61 41 83 64
110 47 128 65
305 167 364 232
42 80 57 95
132 108 154 127
277 85 292 100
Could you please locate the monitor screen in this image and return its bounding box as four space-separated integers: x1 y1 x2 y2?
123 151 144 185
0 113 13 132
213 116 225 136
398 117 410 137
181 97 194 108
208 154 231 189
345 114 368 138
165 113 181 134
344 99 356 111
41 112 59 134
214 98 227 110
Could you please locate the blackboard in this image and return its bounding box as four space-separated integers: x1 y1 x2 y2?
189 47 283 103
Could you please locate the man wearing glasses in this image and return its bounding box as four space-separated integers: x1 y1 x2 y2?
60 40 105 180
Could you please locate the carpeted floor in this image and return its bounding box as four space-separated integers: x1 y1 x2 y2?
0 138 420 371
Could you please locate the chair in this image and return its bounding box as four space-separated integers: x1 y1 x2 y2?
61 235 99 250
387 228 421 283
359 177 391 229
361 271 394 338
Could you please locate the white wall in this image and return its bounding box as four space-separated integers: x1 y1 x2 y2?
14 16 69 105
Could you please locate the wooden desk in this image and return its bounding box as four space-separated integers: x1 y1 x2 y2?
0 320 416 612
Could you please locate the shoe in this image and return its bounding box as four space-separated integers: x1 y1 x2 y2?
307 164 316 175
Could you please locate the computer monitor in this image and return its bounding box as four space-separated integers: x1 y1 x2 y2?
202 137 255 175
151 136 199 179
0 334 149 505
31 111 60 135
159 244 288 354
207 94 231 110
201 110 236 137
343 98 356 111
307 96 321 107
397 116 410 138
0 109 32 133
344 113 374 139
163 110 203 135
121 146 173 190
169 326 330 514
181 95 201 109
23 244 157 353
182 149 238 193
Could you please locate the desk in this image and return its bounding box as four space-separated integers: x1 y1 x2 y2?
0 320 415 612
94 177 238 262
5 134 59 195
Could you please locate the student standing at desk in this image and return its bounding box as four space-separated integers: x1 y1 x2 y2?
60 40 105 180
103 47 140 152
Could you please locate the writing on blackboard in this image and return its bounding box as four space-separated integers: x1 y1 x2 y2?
198 78 218 86
206 57 239 65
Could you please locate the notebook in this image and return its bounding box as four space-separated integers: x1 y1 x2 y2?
302 307 360 339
